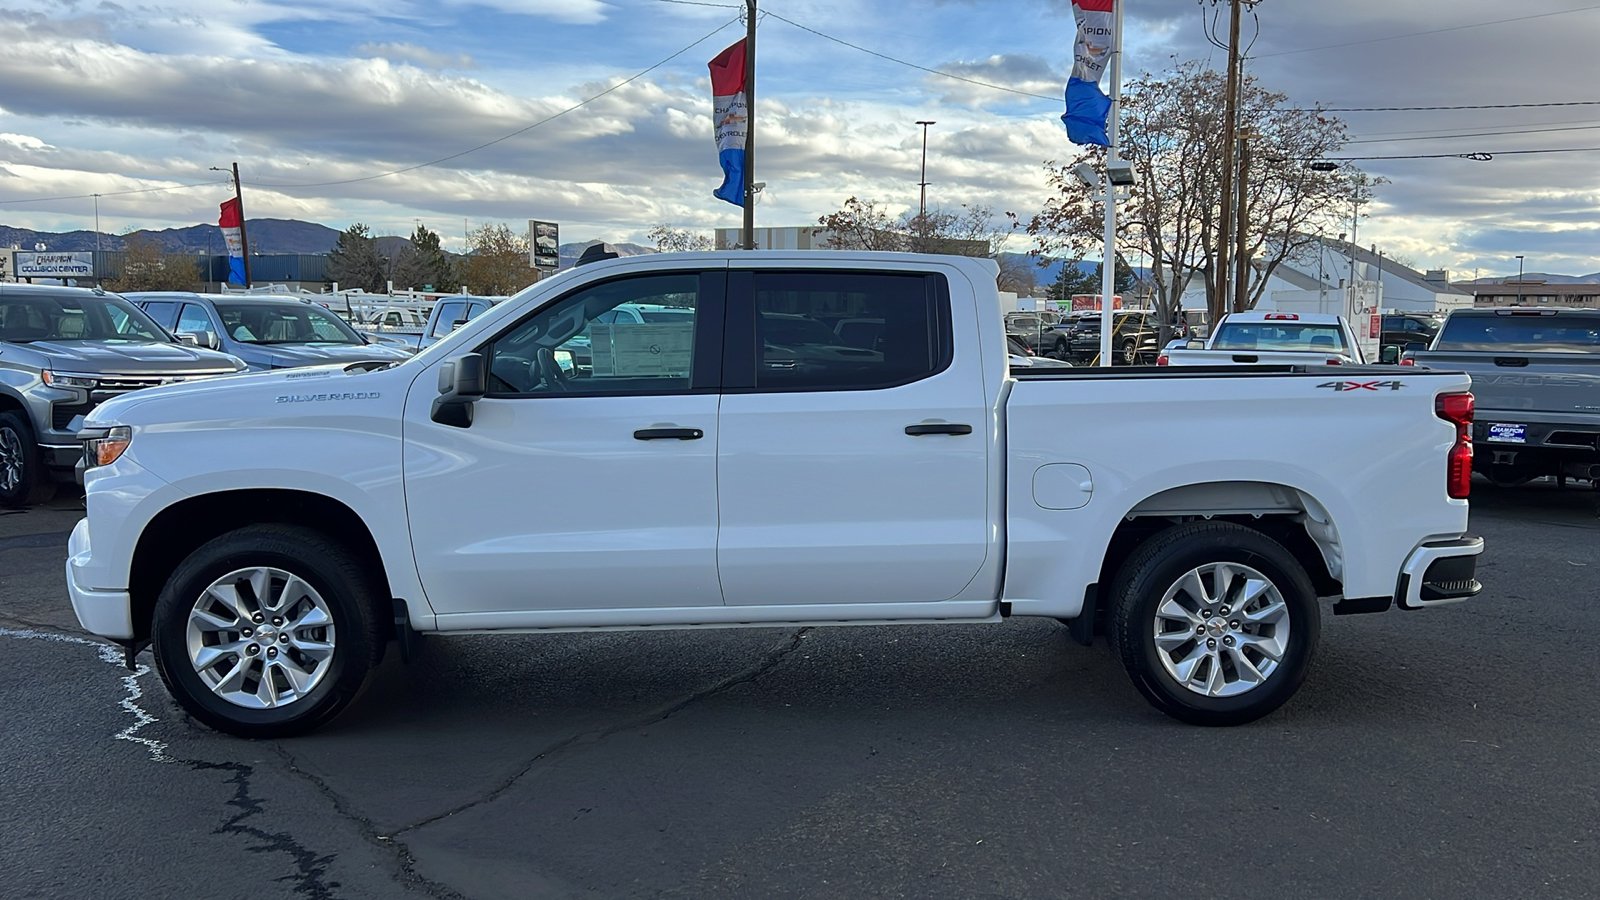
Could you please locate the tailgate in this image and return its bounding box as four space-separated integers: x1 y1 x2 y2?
1166 349 1346 366
1420 353 1600 416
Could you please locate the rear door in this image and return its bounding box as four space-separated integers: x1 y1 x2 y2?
715 266 990 606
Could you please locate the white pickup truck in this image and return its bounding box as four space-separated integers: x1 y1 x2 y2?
1161 311 1365 367
64 252 1484 737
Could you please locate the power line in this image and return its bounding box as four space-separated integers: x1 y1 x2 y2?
760 10 1059 102
1347 121 1600 145
1323 100 1600 113
1326 145 1600 161
1255 4 1600 58
0 178 226 206
248 15 742 189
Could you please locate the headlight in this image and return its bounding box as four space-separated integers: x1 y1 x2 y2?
43 371 98 389
82 426 133 468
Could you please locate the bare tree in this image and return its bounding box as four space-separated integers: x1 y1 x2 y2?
648 225 713 253
1020 61 1374 327
458 222 534 295
815 197 906 251
104 232 202 292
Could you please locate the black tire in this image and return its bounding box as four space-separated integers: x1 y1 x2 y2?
1051 338 1070 360
1119 339 1138 365
1108 521 1319 726
151 525 384 738
0 410 55 509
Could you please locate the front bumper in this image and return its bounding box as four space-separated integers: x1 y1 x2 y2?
65 517 134 640
1396 535 1484 610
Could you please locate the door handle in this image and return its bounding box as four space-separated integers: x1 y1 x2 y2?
905 423 973 436
634 427 704 441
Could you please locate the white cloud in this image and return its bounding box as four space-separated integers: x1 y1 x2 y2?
355 43 476 70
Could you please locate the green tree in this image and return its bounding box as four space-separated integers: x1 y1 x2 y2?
326 223 388 293
459 222 534 295
1044 256 1136 307
104 232 202 292
391 224 459 291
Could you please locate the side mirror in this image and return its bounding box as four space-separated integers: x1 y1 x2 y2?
177 330 220 350
450 318 469 332
431 353 487 428
1380 345 1400 364
1404 342 1426 354
1184 339 1205 350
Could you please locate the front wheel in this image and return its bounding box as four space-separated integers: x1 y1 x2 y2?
1109 521 1320 726
151 525 384 738
0 411 55 509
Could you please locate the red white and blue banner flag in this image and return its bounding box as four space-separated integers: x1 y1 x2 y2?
1063 0 1115 146
708 38 749 207
218 198 246 285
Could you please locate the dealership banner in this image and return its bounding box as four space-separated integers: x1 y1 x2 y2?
16 251 93 278
708 39 749 207
219 198 247 285
1063 0 1115 146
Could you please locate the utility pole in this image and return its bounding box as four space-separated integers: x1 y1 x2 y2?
1098 0 1124 368
1515 255 1525 306
1214 0 1243 324
916 120 936 222
742 0 757 250
93 193 102 287
1233 136 1251 312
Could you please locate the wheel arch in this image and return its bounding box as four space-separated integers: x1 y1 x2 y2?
128 489 393 643
1094 481 1345 617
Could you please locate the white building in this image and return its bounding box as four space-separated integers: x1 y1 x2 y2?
1177 236 1474 315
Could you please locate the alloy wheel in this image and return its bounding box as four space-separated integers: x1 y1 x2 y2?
0 427 23 493
185 566 338 709
1151 561 1290 698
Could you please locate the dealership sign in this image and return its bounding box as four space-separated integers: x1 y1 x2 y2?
17 251 93 277
530 220 559 270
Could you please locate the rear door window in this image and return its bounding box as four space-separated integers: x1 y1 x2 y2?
736 271 950 391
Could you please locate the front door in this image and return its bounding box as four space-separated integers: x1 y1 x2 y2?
403 268 727 626
715 267 991 606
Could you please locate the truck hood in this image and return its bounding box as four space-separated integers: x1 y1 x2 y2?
259 343 414 368
85 360 415 429
13 339 243 374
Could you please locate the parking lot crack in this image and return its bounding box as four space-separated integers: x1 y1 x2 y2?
387 627 810 840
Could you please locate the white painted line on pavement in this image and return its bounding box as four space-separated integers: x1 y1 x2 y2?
0 628 171 763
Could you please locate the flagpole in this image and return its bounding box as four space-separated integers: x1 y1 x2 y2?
232 161 253 287
742 0 756 250
1098 0 1122 367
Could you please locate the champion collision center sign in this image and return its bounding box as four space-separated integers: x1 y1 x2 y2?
16 251 94 277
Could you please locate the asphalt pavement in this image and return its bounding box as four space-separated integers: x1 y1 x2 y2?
1 482 1596 899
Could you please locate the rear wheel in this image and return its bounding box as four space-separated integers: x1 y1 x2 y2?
0 411 54 509
151 525 384 738
1119 338 1139 365
1109 521 1319 726
1050 338 1071 360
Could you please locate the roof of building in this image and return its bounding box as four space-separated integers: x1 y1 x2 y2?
1314 236 1473 297
1461 281 1600 296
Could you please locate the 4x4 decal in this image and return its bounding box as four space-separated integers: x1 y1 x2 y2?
1317 380 1406 392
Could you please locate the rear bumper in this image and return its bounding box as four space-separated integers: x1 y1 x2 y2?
1396 536 1484 610
65 517 134 640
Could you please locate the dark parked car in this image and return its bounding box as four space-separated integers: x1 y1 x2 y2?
1048 311 1162 364
1380 313 1442 356
128 292 413 371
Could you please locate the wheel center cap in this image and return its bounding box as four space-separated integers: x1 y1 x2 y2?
1207 618 1228 638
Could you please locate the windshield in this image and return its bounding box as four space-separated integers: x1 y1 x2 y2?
1211 322 1348 352
213 301 364 345
1433 314 1600 352
762 315 843 346
638 310 694 323
0 292 169 343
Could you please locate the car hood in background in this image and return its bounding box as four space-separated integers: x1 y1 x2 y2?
16 339 242 373
259 343 414 368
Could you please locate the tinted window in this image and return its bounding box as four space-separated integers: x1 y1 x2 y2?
176 303 214 335
752 272 945 390
214 302 363 344
1434 314 1600 352
1212 322 1348 352
0 293 167 343
430 302 468 339
141 301 177 328
483 273 702 396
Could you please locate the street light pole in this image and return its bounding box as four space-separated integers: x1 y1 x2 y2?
916 120 936 222
1515 255 1525 306
93 193 101 286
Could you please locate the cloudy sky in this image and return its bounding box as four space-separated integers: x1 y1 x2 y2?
4 0 1600 277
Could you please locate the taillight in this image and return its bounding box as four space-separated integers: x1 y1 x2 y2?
1399 358 1416 366
1436 392 1474 499
1325 359 1341 365
1157 354 1169 366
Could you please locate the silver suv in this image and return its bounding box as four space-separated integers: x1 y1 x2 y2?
0 284 244 507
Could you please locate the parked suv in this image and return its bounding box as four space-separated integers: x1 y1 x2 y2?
1050 310 1162 364
127 292 413 371
0 284 244 507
